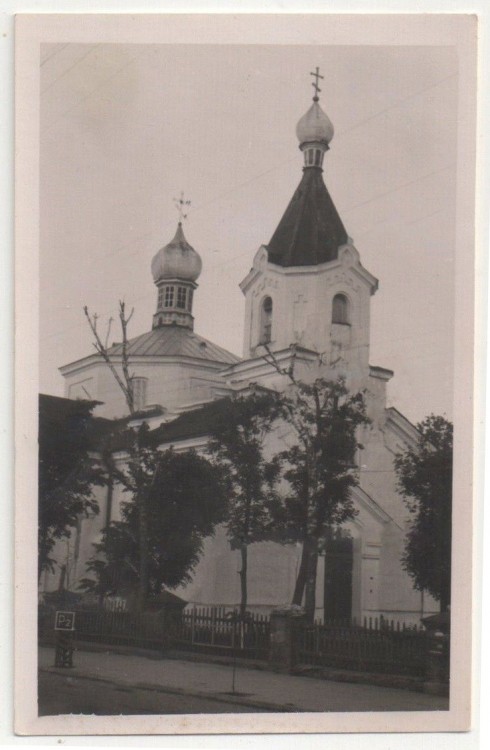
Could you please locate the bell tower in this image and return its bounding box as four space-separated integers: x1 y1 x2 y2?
240 69 378 383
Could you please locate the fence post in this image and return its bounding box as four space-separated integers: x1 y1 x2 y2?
269 607 305 672
424 628 450 696
420 611 450 696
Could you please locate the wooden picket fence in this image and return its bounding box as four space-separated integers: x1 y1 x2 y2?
296 617 428 676
39 606 171 650
39 604 434 678
173 606 271 660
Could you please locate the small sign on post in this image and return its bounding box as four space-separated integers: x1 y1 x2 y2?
55 611 76 631
54 611 76 668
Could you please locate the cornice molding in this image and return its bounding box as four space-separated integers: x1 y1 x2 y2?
385 407 419 446
59 353 232 377
239 247 378 296
352 485 402 529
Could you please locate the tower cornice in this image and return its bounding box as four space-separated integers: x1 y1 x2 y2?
240 243 378 296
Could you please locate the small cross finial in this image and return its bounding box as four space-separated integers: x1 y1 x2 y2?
173 191 191 223
310 66 324 102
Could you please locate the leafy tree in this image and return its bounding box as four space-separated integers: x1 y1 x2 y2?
258 344 370 622
38 395 104 581
276 376 370 621
207 392 283 619
394 414 453 612
80 435 228 601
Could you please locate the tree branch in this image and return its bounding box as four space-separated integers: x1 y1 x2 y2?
119 301 135 413
83 305 135 414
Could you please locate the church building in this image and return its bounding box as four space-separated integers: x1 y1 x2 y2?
44 75 438 624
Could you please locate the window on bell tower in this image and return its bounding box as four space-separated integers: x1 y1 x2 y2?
332 293 350 324
260 296 273 344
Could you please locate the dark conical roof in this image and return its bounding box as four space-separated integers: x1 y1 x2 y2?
267 168 348 267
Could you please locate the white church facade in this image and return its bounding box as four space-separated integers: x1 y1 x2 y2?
43 81 438 624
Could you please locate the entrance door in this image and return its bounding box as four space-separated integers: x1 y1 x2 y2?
323 529 353 622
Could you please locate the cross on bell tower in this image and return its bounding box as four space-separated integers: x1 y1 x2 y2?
310 66 324 102
294 66 333 170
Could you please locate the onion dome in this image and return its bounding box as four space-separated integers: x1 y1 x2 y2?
151 222 202 283
296 100 334 147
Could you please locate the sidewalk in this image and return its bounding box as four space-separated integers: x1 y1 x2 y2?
39 646 449 713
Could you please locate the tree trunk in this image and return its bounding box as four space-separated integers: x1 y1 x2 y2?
292 537 311 606
239 543 248 620
439 590 450 614
38 529 48 583
136 490 149 612
58 564 67 592
304 543 318 623
304 446 319 623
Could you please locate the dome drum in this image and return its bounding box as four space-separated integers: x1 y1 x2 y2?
153 278 196 330
153 308 195 331
300 141 328 169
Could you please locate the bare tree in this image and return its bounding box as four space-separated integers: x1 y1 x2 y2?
84 301 135 414
83 301 152 611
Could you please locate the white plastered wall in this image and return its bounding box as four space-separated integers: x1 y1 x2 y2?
242 245 375 385
62 358 229 419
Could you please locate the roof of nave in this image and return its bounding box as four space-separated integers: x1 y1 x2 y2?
152 398 231 444
151 385 279 445
104 397 230 452
106 326 241 365
266 166 348 268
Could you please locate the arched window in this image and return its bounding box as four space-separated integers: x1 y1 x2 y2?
260 296 273 344
332 293 349 324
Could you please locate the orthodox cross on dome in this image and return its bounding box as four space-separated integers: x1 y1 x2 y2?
310 66 324 102
173 191 191 223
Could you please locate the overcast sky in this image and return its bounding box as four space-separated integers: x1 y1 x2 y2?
40 42 458 424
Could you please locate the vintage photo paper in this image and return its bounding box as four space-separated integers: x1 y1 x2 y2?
15 12 477 736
